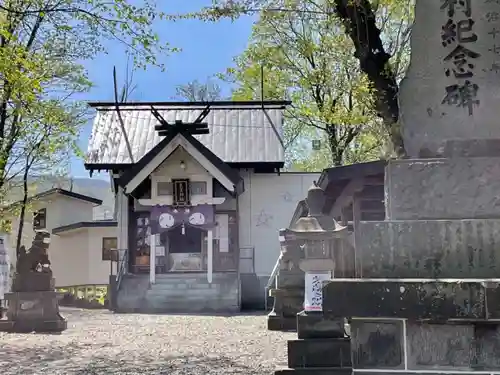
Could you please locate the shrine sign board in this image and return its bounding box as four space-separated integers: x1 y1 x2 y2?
304 271 332 312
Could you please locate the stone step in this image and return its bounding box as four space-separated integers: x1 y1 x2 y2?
323 279 500 320
155 273 235 281
275 369 352 375
146 289 235 299
144 300 239 313
355 219 500 278
287 338 351 369
151 282 220 290
268 315 297 332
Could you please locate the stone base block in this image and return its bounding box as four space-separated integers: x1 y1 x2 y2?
268 314 297 331
1 291 67 333
297 311 344 339
0 318 67 333
385 157 500 220
275 369 352 375
350 319 500 371
355 219 500 278
287 338 351 368
323 279 500 320
353 372 487 375
11 273 54 292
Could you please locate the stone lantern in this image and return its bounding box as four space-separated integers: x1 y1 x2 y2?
269 181 348 337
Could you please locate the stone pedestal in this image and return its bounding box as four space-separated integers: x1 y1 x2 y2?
324 280 500 374
268 285 304 331
274 183 352 374
0 290 67 333
268 261 305 331
0 269 66 333
297 311 344 340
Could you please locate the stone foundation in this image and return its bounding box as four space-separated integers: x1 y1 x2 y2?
0 291 67 333
350 319 500 373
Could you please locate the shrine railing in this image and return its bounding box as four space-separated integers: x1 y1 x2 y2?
264 253 283 310
116 249 128 292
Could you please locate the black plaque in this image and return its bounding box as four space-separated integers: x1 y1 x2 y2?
407 323 474 370
475 323 500 370
351 320 404 369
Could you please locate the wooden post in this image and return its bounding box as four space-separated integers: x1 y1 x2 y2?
150 234 156 284
207 229 213 283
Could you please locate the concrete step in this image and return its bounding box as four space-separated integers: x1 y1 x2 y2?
151 283 215 290
275 369 352 375
288 338 351 368
147 289 231 298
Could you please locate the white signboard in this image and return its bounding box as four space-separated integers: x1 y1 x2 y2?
215 214 229 253
304 272 332 312
0 234 11 300
155 246 165 256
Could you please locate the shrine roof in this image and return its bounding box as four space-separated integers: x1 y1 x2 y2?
84 100 289 169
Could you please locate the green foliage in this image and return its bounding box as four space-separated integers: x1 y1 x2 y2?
176 79 225 101
172 0 414 169
0 0 171 237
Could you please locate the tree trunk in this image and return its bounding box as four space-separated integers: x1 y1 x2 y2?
15 160 29 259
334 0 406 157
326 124 343 166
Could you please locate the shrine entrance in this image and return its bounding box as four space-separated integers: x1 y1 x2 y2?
157 225 207 273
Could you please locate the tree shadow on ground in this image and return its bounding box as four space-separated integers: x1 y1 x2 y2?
0 343 260 375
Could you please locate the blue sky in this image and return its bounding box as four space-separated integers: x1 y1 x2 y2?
70 0 255 179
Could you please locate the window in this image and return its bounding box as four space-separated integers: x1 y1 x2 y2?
157 181 173 196
102 237 118 261
190 181 207 195
172 179 190 206
33 208 47 230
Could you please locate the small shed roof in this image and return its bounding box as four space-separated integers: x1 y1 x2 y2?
317 160 387 215
6 188 102 208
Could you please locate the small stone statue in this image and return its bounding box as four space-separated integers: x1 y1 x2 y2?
16 230 52 277
0 229 67 332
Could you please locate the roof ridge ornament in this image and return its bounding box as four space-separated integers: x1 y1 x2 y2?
151 105 211 137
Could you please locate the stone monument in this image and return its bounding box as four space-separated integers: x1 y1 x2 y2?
275 182 352 375
0 230 67 333
322 1 500 374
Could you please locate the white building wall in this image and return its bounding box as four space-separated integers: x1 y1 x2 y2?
51 229 89 287
52 196 94 227
8 194 94 270
51 226 117 287
238 171 320 276
88 226 118 285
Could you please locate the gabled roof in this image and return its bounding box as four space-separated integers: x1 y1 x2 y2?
118 130 243 195
85 100 289 167
317 160 386 215
7 188 102 208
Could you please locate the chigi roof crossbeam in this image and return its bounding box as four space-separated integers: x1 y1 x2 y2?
150 105 210 137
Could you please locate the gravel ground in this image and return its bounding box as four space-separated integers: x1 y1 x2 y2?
0 308 294 375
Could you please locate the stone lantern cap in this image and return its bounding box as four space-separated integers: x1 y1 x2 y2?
283 181 347 241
